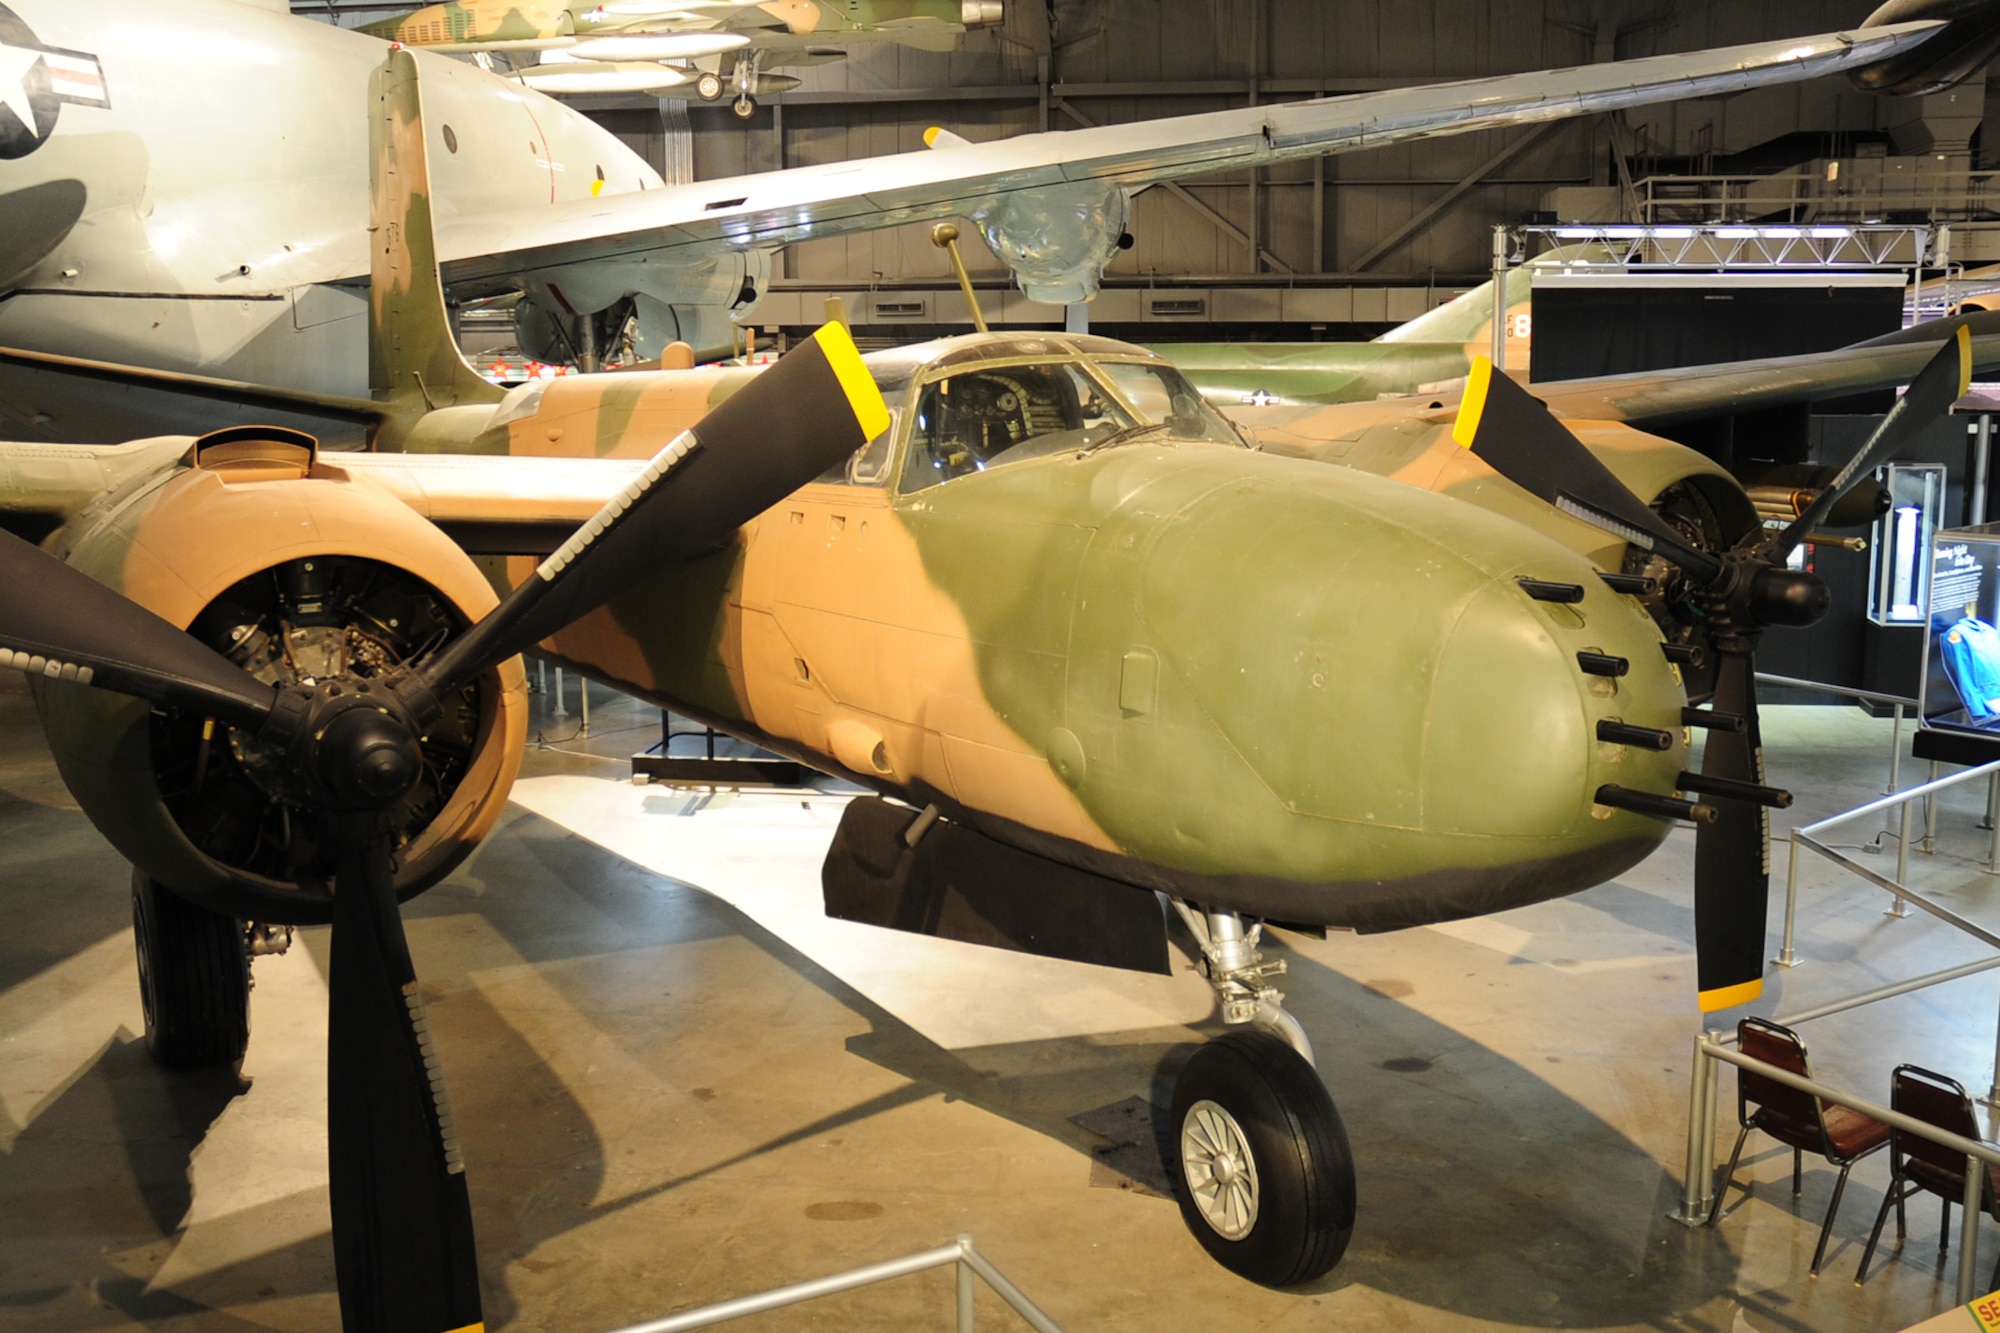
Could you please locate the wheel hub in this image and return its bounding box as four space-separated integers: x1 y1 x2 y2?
1182 1098 1260 1240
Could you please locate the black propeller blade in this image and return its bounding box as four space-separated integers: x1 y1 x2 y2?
1452 359 1721 582
1691 651 1770 1013
1456 331 1972 1011
327 806 482 1333
421 321 891 689
0 322 889 1332
1772 325 1971 559
0 530 284 734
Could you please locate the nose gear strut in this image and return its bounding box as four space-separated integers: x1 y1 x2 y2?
1170 901 1315 1067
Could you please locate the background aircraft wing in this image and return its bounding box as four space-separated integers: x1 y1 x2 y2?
1525 310 2000 426
435 22 1938 295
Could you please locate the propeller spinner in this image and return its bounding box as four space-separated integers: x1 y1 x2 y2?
0 322 889 1333
1453 327 1971 1012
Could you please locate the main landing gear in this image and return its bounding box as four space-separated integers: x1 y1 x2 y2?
695 55 761 118
1166 904 1355 1286
131 871 291 1071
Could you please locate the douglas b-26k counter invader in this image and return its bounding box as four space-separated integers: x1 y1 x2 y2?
0 41 1991 1320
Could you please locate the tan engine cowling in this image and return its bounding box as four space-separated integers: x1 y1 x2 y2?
34 432 527 924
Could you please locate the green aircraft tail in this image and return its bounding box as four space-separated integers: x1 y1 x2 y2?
367 50 502 434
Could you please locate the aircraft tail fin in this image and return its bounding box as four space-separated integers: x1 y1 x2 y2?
367 50 502 427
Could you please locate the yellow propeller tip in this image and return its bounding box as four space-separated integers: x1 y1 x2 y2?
1698 978 1762 1013
923 126 942 147
1957 322 1973 400
811 321 892 443
1452 357 1495 450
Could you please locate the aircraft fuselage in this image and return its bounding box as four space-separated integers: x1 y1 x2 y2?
458 334 1696 929
0 0 656 430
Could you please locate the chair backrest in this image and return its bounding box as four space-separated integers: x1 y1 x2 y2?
1890 1064 1983 1199
1739 1017 1822 1136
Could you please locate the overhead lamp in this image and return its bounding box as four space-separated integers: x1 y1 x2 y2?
1809 226 1852 239
1552 226 1599 239
519 60 693 93
1653 227 1695 238
1713 227 1759 239
572 32 753 60
1600 225 1647 238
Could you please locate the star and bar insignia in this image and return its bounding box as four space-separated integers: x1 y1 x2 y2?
0 4 109 161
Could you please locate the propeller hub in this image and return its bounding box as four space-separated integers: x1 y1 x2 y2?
1747 565 1831 628
316 703 423 811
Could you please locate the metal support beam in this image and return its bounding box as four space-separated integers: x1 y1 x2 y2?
1053 100 1293 275
1351 120 1565 272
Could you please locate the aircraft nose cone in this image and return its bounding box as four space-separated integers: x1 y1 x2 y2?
1118 460 1688 921
1420 569 1685 839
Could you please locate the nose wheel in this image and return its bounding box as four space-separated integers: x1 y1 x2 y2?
1167 904 1355 1285
732 94 757 120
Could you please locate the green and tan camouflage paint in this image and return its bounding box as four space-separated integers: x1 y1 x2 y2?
384 333 1693 929
1155 264 1537 409
363 0 972 51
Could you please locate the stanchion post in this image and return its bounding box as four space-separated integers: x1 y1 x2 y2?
1890 798 1913 916
579 677 591 740
957 1239 976 1333
551 666 568 721
1962 1157 1982 1305
1776 831 1802 967
1925 760 1940 854
1674 1031 1718 1224
1699 1034 1719 1217
1888 702 1904 798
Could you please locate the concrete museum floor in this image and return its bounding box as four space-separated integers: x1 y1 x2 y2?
5 667 2000 1333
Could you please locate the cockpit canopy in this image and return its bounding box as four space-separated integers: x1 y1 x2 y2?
827 334 1244 491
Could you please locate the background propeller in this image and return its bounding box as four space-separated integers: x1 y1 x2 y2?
1453 329 1971 1012
0 321 888 1333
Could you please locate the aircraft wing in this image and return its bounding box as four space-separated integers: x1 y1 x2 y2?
1526 309 2000 426
1228 311 2000 451
435 22 1939 294
0 438 635 555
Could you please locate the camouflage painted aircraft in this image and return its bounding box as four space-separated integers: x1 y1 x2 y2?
1157 261 1539 410
0 0 1967 448
358 0 1003 118
0 46 1989 1314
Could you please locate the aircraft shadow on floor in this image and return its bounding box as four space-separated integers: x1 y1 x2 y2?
0 791 1891 1331
427 807 1781 1328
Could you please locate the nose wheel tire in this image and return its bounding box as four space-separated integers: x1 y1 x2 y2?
132 869 250 1070
732 94 757 119
1170 1028 1354 1286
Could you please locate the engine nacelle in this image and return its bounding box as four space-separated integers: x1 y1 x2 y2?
1851 0 2000 96
970 179 1131 306
519 250 771 365
35 434 526 924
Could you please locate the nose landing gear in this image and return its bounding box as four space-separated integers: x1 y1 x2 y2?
1168 904 1355 1286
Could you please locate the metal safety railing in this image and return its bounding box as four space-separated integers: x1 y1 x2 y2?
1677 1036 2000 1306
1755 673 1917 801
601 1236 1065 1333
1672 679 2000 1306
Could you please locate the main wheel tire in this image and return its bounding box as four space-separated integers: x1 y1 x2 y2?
1170 1028 1355 1286
132 870 250 1070
695 71 724 101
